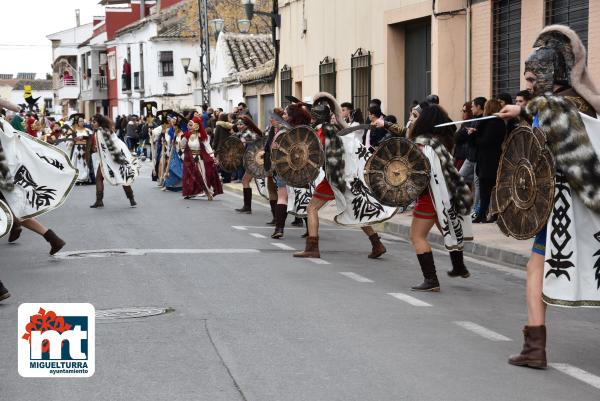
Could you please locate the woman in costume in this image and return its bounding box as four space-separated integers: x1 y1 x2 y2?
68 114 95 185
162 114 185 192
234 116 261 213
89 114 138 208
181 117 222 200
406 105 473 292
496 25 600 369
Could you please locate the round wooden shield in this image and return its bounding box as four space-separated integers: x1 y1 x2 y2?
490 126 555 240
216 136 245 173
364 137 430 207
244 137 270 178
271 126 325 187
0 199 13 239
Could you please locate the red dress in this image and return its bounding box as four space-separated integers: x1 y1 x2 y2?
182 130 223 197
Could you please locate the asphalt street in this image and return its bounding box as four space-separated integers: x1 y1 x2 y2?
1 162 600 401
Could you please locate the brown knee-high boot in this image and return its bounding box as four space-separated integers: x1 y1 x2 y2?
43 229 66 255
509 325 547 369
294 236 320 258
123 186 137 207
367 233 386 259
90 191 104 208
8 216 22 242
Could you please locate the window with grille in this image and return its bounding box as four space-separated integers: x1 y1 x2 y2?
492 0 522 98
319 56 336 98
351 48 371 115
280 65 292 108
545 0 589 48
159 51 174 77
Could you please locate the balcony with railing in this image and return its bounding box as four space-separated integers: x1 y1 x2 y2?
133 71 144 92
80 73 108 101
54 72 79 100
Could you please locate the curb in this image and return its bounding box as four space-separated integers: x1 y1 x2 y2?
223 183 529 267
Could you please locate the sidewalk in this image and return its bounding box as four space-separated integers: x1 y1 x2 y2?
223 182 531 267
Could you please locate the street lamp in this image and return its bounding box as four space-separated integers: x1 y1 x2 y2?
237 19 251 34
210 18 224 41
181 57 197 78
241 0 280 27
241 0 254 20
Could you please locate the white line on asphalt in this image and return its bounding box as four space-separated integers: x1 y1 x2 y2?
271 243 297 251
387 293 433 307
339 272 374 283
250 233 266 239
307 258 330 265
453 321 512 342
550 363 600 390
54 248 261 259
232 226 247 231
233 225 352 231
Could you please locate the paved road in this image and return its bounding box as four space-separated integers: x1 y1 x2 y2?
1 163 600 401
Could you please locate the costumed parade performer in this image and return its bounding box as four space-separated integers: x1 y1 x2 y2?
494 25 600 369
66 113 95 185
89 114 139 208
181 117 223 200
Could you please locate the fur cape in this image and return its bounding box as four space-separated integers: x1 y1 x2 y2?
415 136 473 216
527 94 600 212
322 123 345 194
98 127 127 165
536 25 600 114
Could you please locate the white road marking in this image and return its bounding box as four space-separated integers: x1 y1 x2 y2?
454 321 512 342
54 248 261 259
250 233 266 239
550 363 600 390
387 293 432 307
339 272 374 283
271 243 297 251
233 225 351 231
232 226 247 231
307 258 330 265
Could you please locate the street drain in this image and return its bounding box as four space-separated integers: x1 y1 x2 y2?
95 306 174 320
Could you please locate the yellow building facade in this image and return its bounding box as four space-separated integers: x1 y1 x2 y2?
276 0 599 121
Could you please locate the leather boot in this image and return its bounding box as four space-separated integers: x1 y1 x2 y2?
266 200 277 225
271 204 287 239
291 217 304 227
90 191 104 208
293 236 320 258
411 252 440 292
235 188 252 214
123 186 137 207
301 218 309 238
43 229 66 255
368 233 386 259
447 250 470 278
8 217 22 243
508 325 547 369
0 280 10 301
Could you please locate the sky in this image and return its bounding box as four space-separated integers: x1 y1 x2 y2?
0 0 105 79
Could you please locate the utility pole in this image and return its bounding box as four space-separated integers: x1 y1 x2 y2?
198 0 211 105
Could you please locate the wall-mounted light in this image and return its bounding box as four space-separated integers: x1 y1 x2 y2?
181 57 197 79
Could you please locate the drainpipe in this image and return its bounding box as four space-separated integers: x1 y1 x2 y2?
465 0 472 101
140 0 145 19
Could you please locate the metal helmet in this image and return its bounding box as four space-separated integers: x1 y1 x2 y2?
524 30 575 95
